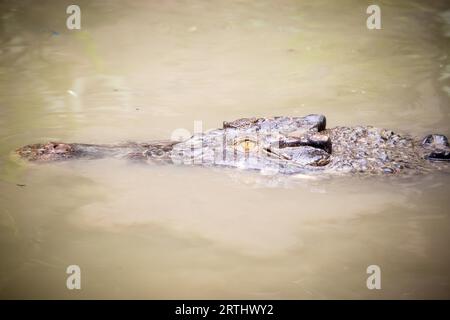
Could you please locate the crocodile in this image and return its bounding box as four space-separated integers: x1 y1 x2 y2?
15 114 450 175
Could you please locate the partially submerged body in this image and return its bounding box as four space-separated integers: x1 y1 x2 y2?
15 114 450 175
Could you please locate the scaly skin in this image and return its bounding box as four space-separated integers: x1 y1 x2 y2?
15 114 449 175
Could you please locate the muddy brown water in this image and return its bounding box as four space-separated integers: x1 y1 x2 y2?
0 0 449 298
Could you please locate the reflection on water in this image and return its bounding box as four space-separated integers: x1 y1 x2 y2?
0 0 449 298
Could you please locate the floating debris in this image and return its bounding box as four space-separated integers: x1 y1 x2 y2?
67 90 77 97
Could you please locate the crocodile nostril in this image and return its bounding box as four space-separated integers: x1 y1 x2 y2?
422 134 449 148
422 134 450 162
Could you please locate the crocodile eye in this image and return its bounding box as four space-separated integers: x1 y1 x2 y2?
234 138 257 152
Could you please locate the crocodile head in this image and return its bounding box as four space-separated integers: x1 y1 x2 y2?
170 114 332 174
